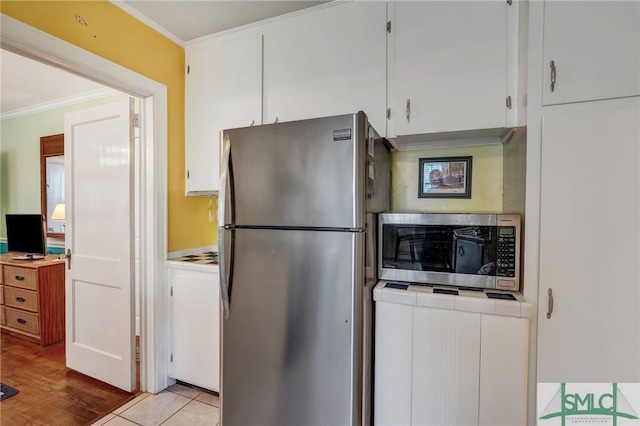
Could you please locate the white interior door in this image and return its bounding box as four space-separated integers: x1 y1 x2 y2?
64 98 135 392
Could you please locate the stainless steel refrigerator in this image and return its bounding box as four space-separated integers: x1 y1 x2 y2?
218 112 390 426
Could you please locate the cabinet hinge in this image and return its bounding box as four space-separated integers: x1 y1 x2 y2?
134 113 140 129
506 95 512 110
387 21 391 33
386 108 391 120
170 286 173 296
187 65 190 75
170 353 173 362
507 0 512 5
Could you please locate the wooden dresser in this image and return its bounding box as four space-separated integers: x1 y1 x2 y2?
0 254 65 346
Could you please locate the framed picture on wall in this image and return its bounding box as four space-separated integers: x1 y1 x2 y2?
418 156 472 198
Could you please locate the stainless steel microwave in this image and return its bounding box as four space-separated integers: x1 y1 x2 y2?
378 213 521 291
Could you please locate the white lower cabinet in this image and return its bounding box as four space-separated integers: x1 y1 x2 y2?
167 263 220 392
412 308 481 426
374 285 530 426
478 314 529 426
374 302 413 426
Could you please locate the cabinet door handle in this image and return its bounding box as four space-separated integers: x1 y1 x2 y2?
16 297 26 303
15 275 24 281
546 288 554 319
17 318 27 324
550 60 556 92
406 99 411 123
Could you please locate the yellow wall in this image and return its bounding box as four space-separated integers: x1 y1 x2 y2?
1 1 217 252
391 144 503 212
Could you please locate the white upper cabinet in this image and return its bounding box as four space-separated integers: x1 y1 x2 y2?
542 1 640 105
184 30 262 195
262 2 387 135
388 1 508 137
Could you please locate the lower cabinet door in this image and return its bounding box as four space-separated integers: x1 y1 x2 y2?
412 307 481 426
374 301 413 426
169 267 220 392
479 314 529 426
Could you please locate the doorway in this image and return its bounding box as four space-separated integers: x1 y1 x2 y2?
1 14 169 395
2 50 141 392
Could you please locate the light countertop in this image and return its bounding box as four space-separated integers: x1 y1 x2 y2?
374 280 533 318
166 251 219 272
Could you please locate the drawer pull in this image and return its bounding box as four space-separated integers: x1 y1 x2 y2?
16 297 26 303
17 318 27 324
15 275 25 281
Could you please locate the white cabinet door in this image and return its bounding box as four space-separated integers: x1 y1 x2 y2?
185 31 262 194
537 104 640 383
412 307 481 426
479 314 529 426
374 301 413 426
389 1 507 136
169 266 220 391
262 2 387 134
542 1 640 105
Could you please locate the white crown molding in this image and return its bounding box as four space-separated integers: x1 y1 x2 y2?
110 1 185 47
1 87 120 120
185 0 349 45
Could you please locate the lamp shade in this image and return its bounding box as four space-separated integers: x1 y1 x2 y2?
51 202 66 221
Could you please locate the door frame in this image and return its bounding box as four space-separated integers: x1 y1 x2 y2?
1 14 169 393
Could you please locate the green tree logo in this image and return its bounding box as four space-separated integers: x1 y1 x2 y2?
540 383 639 425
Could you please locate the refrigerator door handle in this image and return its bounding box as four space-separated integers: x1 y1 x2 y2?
218 132 231 226
219 227 233 319
219 132 234 319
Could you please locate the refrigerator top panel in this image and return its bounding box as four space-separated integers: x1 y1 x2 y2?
221 112 382 229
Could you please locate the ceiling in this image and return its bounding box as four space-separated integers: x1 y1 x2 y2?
0 49 113 118
119 0 328 43
1 2 327 117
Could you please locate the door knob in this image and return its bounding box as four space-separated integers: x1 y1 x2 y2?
61 249 72 270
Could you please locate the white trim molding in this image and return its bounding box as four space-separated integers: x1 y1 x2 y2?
1 13 169 394
1 87 120 120
110 0 184 47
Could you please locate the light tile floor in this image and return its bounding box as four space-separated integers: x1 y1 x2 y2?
91 384 220 426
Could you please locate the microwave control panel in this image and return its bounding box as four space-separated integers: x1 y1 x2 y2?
496 227 517 277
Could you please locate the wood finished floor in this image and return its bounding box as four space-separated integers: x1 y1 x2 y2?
0 333 136 426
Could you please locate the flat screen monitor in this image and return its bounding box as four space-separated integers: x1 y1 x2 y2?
5 214 47 259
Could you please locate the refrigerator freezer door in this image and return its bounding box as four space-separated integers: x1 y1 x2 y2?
223 113 366 229
221 228 364 426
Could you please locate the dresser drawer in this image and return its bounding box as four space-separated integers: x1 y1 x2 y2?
5 307 39 335
4 266 37 291
0 306 5 326
3 287 38 312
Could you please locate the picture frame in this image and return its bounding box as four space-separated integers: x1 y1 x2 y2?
418 156 472 198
